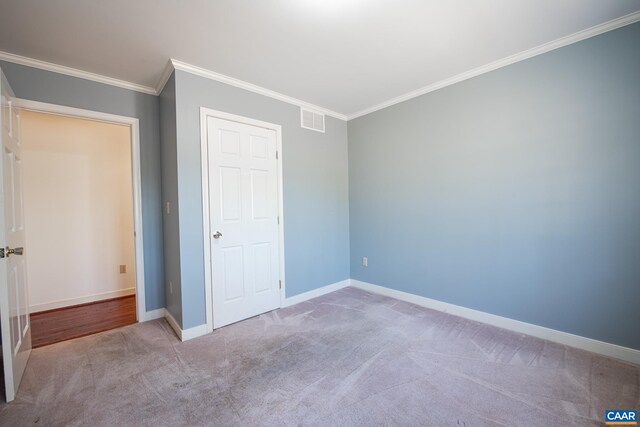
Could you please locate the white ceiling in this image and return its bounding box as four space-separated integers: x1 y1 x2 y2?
1 0 639 117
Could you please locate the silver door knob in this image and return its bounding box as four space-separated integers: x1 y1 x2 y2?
2 247 24 257
213 231 223 239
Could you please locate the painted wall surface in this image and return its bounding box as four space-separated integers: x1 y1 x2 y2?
159 72 182 324
0 61 165 313
22 111 136 312
348 23 640 350
173 70 350 329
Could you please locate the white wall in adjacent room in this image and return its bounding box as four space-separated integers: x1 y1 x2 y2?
21 110 135 312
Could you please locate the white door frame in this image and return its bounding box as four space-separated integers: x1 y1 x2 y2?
14 99 147 322
200 107 286 333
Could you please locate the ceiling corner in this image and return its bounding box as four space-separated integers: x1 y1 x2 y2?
155 59 176 95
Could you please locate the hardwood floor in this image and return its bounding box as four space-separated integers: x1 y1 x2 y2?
30 295 137 348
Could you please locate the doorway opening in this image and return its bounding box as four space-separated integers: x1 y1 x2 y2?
17 102 146 347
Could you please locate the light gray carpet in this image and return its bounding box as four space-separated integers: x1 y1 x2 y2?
1 287 638 426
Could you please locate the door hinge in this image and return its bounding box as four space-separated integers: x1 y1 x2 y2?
279 280 282 289
277 216 280 224
276 151 279 160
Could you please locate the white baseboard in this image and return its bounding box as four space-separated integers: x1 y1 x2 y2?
30 287 136 313
153 280 352 341
350 279 640 366
141 308 166 322
181 323 209 341
162 309 208 342
283 279 351 307
163 309 182 339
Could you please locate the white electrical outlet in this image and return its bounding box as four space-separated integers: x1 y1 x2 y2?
362 257 368 267
169 281 173 294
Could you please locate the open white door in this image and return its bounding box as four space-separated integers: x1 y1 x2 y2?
0 68 31 402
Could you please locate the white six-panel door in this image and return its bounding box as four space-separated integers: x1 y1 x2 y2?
0 69 32 402
207 116 281 328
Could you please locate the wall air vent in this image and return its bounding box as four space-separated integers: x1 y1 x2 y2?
300 108 325 133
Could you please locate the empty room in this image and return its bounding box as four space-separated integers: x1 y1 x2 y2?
0 1 638 426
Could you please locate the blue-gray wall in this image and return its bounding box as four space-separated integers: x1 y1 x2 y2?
4 22 637 350
171 70 350 329
0 61 166 313
348 23 640 350
159 72 182 323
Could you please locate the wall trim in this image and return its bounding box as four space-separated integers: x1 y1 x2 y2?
181 323 209 341
16 99 148 323
29 287 135 313
141 308 166 322
164 309 182 339
283 279 351 307
162 279 352 339
347 10 640 120
163 309 209 341
350 280 640 366
172 59 347 121
155 60 175 95
143 277 640 363
0 50 156 95
3 10 637 120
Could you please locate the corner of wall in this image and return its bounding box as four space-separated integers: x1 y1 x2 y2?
159 70 183 328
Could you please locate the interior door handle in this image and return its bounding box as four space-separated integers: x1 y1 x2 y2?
213 231 222 239
5 247 24 257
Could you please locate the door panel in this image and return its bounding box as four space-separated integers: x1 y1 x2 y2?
249 135 268 159
207 116 280 328
250 169 269 219
253 243 271 293
0 68 32 402
9 266 20 348
222 246 244 302
219 129 240 156
220 167 242 222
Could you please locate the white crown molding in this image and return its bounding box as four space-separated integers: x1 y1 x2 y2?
0 50 157 95
350 280 640 366
1 10 637 120
155 59 175 95
170 59 348 121
347 10 640 120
